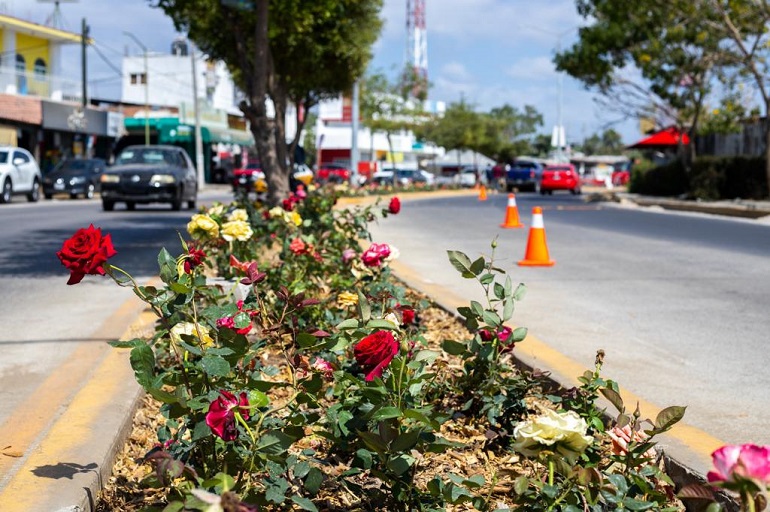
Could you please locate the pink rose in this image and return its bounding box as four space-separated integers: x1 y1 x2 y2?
608 424 656 459
289 237 307 255
708 444 770 485
205 391 250 441
342 248 357 263
361 243 391 267
354 330 399 381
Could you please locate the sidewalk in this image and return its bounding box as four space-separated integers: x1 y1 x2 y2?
0 185 758 511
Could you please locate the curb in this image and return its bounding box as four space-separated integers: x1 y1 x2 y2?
0 302 156 512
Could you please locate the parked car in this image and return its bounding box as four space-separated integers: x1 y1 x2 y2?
317 164 352 184
0 146 41 204
42 158 106 199
372 168 433 187
232 161 266 194
504 159 543 192
538 163 581 195
454 167 485 188
100 145 198 211
612 160 633 186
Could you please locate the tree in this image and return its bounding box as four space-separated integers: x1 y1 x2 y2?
151 0 383 204
419 99 489 171
359 71 431 177
481 104 543 162
554 0 725 168
579 128 625 155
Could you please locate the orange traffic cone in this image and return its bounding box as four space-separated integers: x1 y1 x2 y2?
518 206 555 266
478 185 488 201
500 193 524 228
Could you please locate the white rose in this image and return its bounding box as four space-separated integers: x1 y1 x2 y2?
221 220 253 242
170 321 214 347
512 409 593 463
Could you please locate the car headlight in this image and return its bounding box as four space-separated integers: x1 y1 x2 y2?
150 174 176 184
101 174 120 183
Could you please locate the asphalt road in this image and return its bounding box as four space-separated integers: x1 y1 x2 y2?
0 188 233 426
369 191 770 455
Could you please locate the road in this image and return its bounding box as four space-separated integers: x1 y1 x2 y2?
369 191 770 464
0 189 232 428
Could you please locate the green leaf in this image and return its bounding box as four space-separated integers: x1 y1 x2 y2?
371 406 402 421
390 430 421 452
248 390 269 408
293 461 310 479
265 477 289 504
493 282 506 300
514 475 529 495
470 301 484 317
511 327 527 342
386 453 415 475
463 474 485 488
200 355 230 377
129 344 155 388
256 431 296 455
621 497 657 510
513 283 527 301
336 318 360 330
600 387 625 414
357 291 371 322
291 495 318 512
470 256 485 276
447 250 475 278
441 339 467 356
108 338 144 349
358 431 388 453
191 420 211 441
652 405 686 433
296 332 317 348
353 448 373 469
365 319 399 330
502 299 514 321
482 310 502 328
479 273 495 285
304 467 324 495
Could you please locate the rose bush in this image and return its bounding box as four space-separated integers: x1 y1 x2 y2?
60 186 698 511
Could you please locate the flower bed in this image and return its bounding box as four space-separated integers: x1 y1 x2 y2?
57 185 761 511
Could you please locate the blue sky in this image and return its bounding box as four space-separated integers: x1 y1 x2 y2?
13 0 641 145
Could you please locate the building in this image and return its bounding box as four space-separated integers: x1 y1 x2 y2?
119 37 254 182
0 14 121 170
315 94 445 178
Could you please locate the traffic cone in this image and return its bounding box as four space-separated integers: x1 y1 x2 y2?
518 207 555 266
478 185 488 201
500 193 524 228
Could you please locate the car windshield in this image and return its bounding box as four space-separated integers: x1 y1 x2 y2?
547 166 571 172
54 160 92 174
115 148 175 166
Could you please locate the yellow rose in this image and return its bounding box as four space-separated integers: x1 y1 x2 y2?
221 220 253 242
337 291 358 308
512 409 593 463
187 214 220 240
290 211 303 226
228 208 248 222
207 204 224 216
170 321 214 347
268 206 285 219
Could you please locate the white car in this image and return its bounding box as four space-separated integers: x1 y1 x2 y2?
0 146 42 203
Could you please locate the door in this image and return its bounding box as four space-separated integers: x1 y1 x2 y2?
11 150 34 192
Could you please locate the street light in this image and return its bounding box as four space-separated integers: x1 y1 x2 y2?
123 31 149 146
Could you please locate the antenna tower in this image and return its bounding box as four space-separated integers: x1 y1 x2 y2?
406 0 427 99
37 0 78 30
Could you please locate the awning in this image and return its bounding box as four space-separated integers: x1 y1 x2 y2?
627 127 690 149
208 127 253 146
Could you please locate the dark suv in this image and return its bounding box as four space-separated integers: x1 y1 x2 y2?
504 159 543 192
100 145 198 211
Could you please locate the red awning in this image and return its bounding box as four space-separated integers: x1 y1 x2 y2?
627 127 690 149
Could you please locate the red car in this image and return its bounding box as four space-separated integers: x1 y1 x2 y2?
538 163 581 195
317 164 351 183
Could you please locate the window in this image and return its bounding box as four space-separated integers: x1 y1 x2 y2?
34 58 46 79
15 54 27 94
130 73 146 85
13 150 29 164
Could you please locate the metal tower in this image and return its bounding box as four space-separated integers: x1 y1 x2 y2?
406 0 428 99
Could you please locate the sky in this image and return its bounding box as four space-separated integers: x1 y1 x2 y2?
10 0 642 145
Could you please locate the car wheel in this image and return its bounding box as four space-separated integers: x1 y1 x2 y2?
126 202 136 211
0 179 11 203
102 199 114 211
187 198 197 210
171 190 182 211
27 179 40 202
85 184 95 199
571 187 582 195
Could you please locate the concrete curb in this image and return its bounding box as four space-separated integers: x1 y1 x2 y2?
0 304 156 512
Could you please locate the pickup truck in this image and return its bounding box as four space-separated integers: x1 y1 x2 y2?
504 159 543 192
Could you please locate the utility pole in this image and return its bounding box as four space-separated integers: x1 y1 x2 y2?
81 18 88 108
191 46 205 191
350 79 359 186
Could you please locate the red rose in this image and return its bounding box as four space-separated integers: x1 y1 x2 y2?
397 304 415 325
361 243 391 267
354 330 399 381
388 197 401 214
183 243 206 273
57 224 117 285
205 390 250 441
478 329 494 342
